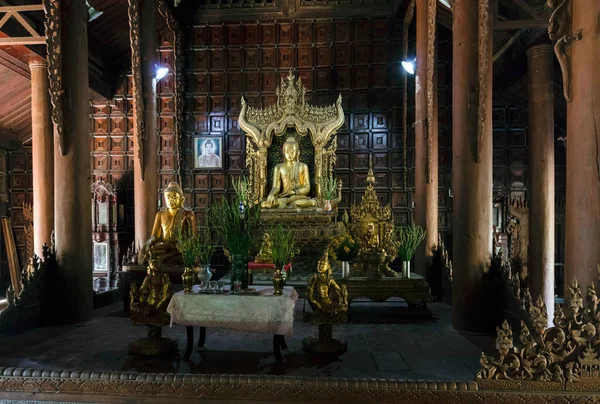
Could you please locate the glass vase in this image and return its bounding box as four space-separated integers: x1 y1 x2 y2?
401 261 411 279
197 264 212 289
323 199 332 212
231 253 248 290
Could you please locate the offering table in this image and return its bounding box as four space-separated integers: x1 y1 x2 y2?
167 285 298 362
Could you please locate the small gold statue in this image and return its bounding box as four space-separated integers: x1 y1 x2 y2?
130 257 173 325
306 250 348 320
138 182 196 265
255 233 273 263
261 137 316 209
363 222 380 252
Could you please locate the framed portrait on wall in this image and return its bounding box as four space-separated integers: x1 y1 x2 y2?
194 136 223 169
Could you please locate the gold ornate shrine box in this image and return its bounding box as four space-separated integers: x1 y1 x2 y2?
91 180 119 290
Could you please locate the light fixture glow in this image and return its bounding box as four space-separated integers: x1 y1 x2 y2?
438 0 452 8
86 1 103 22
401 59 415 75
155 67 169 81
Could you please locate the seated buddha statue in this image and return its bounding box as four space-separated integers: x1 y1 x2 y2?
261 137 317 209
306 251 348 321
138 182 196 265
130 257 173 325
255 233 273 263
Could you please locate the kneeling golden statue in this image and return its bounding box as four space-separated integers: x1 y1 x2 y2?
261 137 316 209
303 250 348 356
138 182 196 265
129 257 177 356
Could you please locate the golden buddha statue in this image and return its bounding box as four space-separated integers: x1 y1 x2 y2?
255 233 273 263
130 257 173 325
261 137 316 209
138 182 196 265
306 251 348 319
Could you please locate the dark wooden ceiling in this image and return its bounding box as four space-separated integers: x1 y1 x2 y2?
0 0 560 143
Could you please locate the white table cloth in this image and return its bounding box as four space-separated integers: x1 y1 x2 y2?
167 285 298 336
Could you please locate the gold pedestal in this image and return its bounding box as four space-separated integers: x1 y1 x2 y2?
128 325 178 356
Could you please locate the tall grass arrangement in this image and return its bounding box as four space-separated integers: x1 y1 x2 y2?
176 225 202 267
196 217 215 265
270 224 298 269
395 224 426 262
232 176 252 207
320 176 337 200
208 195 261 257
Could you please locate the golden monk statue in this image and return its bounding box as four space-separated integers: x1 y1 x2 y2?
306 251 348 320
261 137 316 209
138 182 196 265
130 257 173 325
363 222 380 252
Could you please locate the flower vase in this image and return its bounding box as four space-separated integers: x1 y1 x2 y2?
197 264 212 289
401 261 410 278
272 269 284 296
231 253 248 290
323 200 332 213
342 261 350 279
182 267 196 294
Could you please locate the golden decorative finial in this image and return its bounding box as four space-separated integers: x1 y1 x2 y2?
366 153 375 185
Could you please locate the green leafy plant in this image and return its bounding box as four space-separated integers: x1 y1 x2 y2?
196 217 215 265
176 225 202 268
320 176 337 200
270 224 298 269
330 233 359 262
395 224 426 262
232 176 252 207
208 195 261 257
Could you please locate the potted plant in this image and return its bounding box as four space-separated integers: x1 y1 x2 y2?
330 233 359 278
270 224 298 295
395 224 426 278
176 225 202 293
320 176 337 213
209 180 260 290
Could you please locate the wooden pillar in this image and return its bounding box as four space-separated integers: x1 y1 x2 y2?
564 1 600 289
53 0 92 323
133 0 159 250
451 0 493 332
29 60 54 257
526 44 554 325
414 0 438 281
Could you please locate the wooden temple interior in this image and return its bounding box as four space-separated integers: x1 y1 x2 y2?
0 0 598 402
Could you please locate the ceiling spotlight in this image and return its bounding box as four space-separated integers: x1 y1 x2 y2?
401 59 416 75
438 0 452 8
86 1 103 22
155 67 169 81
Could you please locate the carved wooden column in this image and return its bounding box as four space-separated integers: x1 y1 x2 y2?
29 60 54 257
53 0 92 323
564 0 600 288
452 0 493 332
414 0 438 281
526 44 554 325
130 0 158 250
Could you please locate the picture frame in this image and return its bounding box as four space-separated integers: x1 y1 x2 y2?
194 136 223 169
93 242 108 273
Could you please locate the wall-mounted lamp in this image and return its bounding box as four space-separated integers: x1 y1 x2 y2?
401 59 416 75
438 0 452 8
155 67 170 81
86 1 103 22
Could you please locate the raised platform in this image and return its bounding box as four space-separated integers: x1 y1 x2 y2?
344 274 433 308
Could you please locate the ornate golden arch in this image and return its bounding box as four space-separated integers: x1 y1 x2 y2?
239 71 345 204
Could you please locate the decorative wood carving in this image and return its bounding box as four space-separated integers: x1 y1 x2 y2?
426 0 437 183
157 0 185 186
23 202 33 262
476 0 490 163
128 0 144 180
547 0 581 103
43 0 64 156
402 0 415 191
